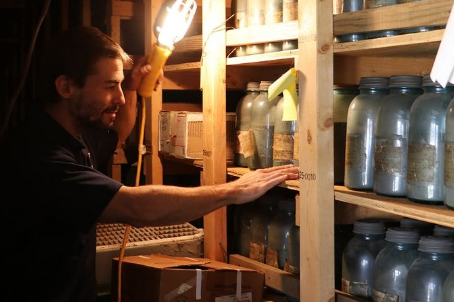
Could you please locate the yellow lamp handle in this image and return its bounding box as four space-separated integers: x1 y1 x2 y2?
137 43 172 97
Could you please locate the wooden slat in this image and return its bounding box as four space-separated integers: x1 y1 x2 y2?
333 0 452 36
229 254 300 299
201 0 228 262
297 0 335 301
334 29 444 57
226 21 298 46
226 167 300 191
334 186 454 228
112 0 144 18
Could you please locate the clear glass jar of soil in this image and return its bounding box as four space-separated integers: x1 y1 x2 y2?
344 77 389 190
371 227 420 302
342 218 386 299
407 74 454 204
373 75 422 197
234 82 261 167
273 95 296 166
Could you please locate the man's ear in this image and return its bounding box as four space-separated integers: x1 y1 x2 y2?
55 75 72 99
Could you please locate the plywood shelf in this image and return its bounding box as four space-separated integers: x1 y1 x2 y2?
227 167 300 191
334 186 454 228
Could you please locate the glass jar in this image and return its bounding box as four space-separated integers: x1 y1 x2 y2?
407 74 454 204
266 197 296 270
373 75 422 196
265 0 283 24
233 201 258 256
333 85 359 185
264 42 283 53
231 0 248 57
433 225 454 238
400 217 434 236
246 0 265 55
286 224 300 274
334 0 366 42
273 95 296 166
443 268 454 302
293 104 299 167
406 236 454 302
371 227 420 302
445 95 454 210
344 77 389 190
249 81 280 169
283 0 297 22
282 40 298 51
342 218 386 299
249 193 279 263
234 82 261 167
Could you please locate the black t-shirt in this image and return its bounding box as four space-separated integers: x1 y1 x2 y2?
0 107 123 302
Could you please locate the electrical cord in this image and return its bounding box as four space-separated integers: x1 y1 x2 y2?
0 0 52 140
117 97 147 302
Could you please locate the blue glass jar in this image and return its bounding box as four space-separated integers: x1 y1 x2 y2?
371 227 420 302
400 217 434 236
286 224 300 274
342 218 386 299
273 95 296 166
407 75 454 204
266 197 296 270
443 268 454 302
233 201 258 256
334 85 359 185
344 77 389 190
373 75 422 196
249 81 280 169
406 236 454 302
234 82 260 167
445 95 454 210
249 193 279 263
433 225 454 238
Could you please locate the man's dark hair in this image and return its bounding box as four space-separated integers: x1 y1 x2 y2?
37 26 131 104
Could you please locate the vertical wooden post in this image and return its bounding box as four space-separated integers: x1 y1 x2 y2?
201 0 228 261
144 0 164 185
297 0 335 300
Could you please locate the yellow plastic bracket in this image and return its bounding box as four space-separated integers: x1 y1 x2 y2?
268 68 298 121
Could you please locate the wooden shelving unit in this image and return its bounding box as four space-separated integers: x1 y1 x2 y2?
146 0 454 301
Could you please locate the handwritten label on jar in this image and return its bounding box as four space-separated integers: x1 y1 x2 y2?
372 288 399 302
374 137 404 173
345 134 366 170
266 247 279 268
293 132 299 160
445 143 454 184
273 133 294 160
407 144 435 182
342 279 369 297
238 129 255 158
249 242 266 263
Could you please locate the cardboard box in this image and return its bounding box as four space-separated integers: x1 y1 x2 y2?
111 253 265 302
158 111 236 160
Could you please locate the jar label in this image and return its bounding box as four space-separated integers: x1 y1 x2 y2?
293 132 299 160
284 263 299 275
273 133 294 160
372 288 399 302
345 134 366 171
265 11 283 24
407 144 435 182
445 143 454 186
238 129 255 158
374 137 404 173
283 2 298 22
249 242 266 263
341 278 369 297
266 247 279 268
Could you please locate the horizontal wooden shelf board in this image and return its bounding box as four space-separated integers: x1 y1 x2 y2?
226 21 298 46
227 51 298 66
164 61 201 72
334 29 444 57
227 167 299 191
229 254 299 299
333 0 451 35
334 186 454 228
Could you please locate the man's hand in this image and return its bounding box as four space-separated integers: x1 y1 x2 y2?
123 56 164 92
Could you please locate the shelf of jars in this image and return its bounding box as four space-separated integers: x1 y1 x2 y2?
334 185 454 228
333 0 451 57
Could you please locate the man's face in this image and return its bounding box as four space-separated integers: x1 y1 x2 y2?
70 57 125 128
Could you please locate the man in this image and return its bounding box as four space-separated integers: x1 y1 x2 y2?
0 26 298 302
